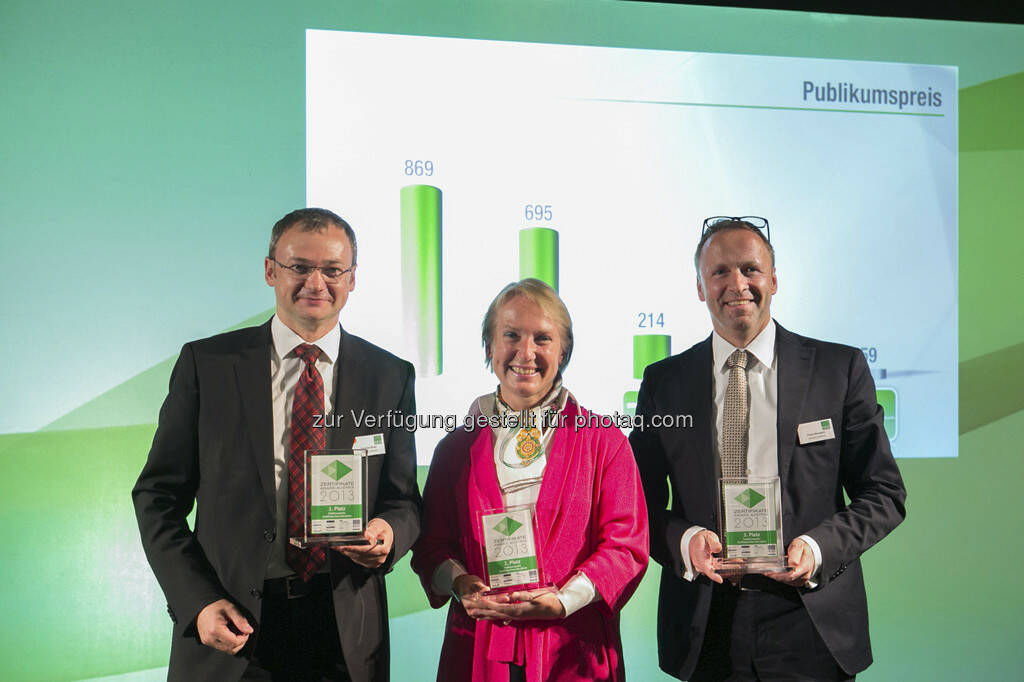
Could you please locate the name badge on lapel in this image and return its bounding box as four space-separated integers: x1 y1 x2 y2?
353 432 386 455
797 418 835 445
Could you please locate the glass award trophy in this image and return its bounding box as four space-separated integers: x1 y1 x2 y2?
477 504 554 597
289 447 372 548
711 476 789 575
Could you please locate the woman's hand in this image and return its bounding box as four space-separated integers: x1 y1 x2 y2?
453 573 486 598
497 589 566 620
459 585 565 623
454 569 516 614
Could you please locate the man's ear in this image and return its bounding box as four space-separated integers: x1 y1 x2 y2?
265 258 276 286
346 264 357 293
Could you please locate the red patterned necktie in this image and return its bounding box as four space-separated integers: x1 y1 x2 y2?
286 343 328 581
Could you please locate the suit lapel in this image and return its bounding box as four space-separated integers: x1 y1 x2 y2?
691 339 717 514
664 337 716 517
775 323 814 486
690 338 716 497
329 328 360 450
235 321 276 518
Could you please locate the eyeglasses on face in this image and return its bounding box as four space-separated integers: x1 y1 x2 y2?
270 258 354 283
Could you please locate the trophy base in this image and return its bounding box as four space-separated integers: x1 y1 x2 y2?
480 582 556 601
289 534 374 548
712 556 791 575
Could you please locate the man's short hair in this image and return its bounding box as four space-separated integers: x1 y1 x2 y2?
481 278 574 373
693 218 775 273
269 208 357 264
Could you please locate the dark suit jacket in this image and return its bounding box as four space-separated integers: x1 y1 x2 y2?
132 320 420 682
629 322 906 680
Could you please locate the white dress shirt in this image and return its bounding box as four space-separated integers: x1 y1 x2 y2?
265 316 341 579
680 320 823 581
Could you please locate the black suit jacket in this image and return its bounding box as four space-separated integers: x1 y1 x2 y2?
629 322 906 679
132 321 420 682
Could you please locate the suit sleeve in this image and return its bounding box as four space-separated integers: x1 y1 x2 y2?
131 344 227 629
630 366 699 579
806 349 907 587
373 361 421 569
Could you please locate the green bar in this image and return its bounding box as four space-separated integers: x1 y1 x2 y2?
633 334 671 379
623 390 639 416
400 185 442 376
725 530 777 545
311 504 362 520
877 388 898 440
487 556 539 575
519 227 558 290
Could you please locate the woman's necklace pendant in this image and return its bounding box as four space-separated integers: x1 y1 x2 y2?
514 426 543 466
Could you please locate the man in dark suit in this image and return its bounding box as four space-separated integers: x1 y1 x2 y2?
630 217 906 681
133 208 420 681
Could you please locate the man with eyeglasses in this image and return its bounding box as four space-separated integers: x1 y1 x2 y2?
630 217 905 681
133 208 420 681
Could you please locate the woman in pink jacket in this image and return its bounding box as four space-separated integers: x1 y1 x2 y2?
412 278 649 682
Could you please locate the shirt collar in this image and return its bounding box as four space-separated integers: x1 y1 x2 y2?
711 318 776 372
271 315 341 364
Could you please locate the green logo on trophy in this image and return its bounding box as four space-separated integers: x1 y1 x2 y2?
493 516 523 537
735 488 765 508
321 460 352 481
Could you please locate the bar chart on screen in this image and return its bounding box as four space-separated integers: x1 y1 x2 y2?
306 30 958 460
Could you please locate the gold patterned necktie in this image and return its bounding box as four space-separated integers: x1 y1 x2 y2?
721 349 750 478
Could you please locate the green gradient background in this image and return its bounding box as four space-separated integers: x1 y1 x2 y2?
2 1 1023 680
